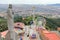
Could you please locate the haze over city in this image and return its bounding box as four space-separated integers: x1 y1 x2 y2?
0 0 60 4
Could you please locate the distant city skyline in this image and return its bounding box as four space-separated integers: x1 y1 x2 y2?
0 0 60 4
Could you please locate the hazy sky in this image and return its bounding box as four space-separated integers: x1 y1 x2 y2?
0 0 60 4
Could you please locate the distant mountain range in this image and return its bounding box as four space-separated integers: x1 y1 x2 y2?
47 4 60 6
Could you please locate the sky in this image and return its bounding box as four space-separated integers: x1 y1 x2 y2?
0 0 60 4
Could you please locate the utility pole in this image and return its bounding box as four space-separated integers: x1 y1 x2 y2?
7 4 16 40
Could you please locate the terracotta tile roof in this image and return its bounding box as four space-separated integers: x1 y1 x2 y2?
0 22 25 38
44 33 60 40
57 27 60 31
1 30 8 38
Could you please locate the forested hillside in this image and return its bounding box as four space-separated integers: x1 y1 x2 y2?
45 17 60 30
0 16 60 32
0 17 8 32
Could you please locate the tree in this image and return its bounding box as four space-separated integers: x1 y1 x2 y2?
0 18 8 32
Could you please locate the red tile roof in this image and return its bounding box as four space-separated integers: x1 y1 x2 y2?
1 22 25 38
44 33 60 40
1 30 8 38
57 27 60 31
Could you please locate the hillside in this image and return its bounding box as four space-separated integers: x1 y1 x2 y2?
45 17 60 30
